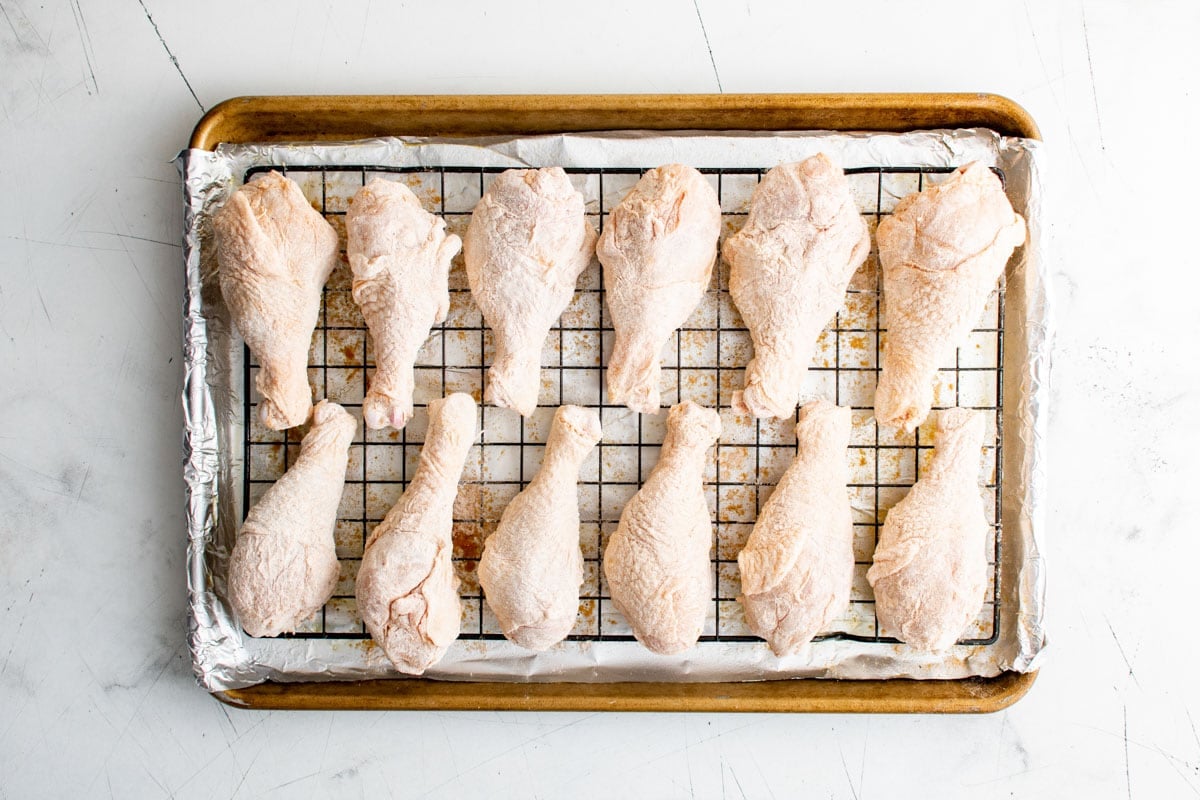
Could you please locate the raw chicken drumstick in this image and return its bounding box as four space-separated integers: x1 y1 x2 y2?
355 393 478 674
214 171 338 430
875 162 1026 431
867 408 989 651
478 405 603 649
228 401 358 637
597 165 721 414
602 401 721 654
738 400 853 656
723 155 870 419
346 179 462 431
464 168 597 416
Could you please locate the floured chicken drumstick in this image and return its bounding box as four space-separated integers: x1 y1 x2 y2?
603 401 720 654
228 401 357 637
355 393 477 674
464 168 596 416
598 165 721 413
738 400 853 656
875 162 1026 431
478 405 602 649
867 408 989 651
346 179 462 431
214 171 338 430
723 155 870 419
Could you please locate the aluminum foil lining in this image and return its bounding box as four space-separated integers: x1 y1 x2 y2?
181 129 1049 692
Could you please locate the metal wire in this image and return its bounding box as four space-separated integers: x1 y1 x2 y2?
241 163 1004 646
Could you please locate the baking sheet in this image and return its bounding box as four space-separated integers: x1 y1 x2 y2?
182 129 1048 692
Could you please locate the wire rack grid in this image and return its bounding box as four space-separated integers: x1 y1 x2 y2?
238 162 1005 648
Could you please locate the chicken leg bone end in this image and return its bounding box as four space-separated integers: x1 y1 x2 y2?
874 366 936 433
484 347 543 417
362 385 414 431
606 333 664 414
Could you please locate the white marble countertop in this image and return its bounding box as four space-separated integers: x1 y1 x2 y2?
2 1 1196 797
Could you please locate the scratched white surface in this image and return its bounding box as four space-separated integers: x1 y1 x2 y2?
1 1 1197 797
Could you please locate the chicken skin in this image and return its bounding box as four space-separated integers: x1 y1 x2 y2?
346 179 462 431
464 168 597 416
602 401 721 654
723 155 870 419
478 405 602 650
355 393 478 674
875 162 1026 431
738 400 853 656
867 408 990 651
597 165 721 414
228 401 357 637
214 171 338 430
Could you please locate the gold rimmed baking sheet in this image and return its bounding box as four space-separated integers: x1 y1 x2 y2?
184 94 1043 712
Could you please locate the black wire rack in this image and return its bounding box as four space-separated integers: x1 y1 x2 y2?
240 163 1004 647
